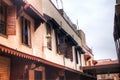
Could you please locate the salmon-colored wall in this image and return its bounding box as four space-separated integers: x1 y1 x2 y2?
27 0 43 14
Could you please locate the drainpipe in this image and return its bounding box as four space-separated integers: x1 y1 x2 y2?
80 53 83 70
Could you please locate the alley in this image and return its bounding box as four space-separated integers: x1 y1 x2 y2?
0 0 120 80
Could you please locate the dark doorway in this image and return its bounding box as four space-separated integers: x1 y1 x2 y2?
35 71 42 80
59 76 64 80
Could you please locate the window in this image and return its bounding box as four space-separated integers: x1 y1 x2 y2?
56 33 63 54
46 23 52 50
56 33 67 55
65 39 73 61
21 16 31 46
0 2 16 35
0 3 7 35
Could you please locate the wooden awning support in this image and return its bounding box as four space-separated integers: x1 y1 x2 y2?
84 54 91 61
92 60 97 65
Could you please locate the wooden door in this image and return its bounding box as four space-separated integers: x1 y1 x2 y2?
0 56 10 80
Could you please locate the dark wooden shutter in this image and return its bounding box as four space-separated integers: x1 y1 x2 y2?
7 6 16 35
67 46 73 61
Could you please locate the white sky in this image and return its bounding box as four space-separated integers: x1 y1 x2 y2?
51 0 117 60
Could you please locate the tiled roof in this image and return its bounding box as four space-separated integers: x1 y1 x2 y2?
96 59 118 65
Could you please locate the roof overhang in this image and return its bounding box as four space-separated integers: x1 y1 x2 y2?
44 14 85 54
83 63 120 74
44 14 60 30
76 45 86 54
24 4 46 29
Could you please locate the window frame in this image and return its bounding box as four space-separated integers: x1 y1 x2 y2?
0 3 7 35
46 23 52 50
21 16 31 47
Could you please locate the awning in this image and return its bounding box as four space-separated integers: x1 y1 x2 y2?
0 44 40 61
24 4 46 29
44 14 61 30
67 35 78 45
11 0 46 30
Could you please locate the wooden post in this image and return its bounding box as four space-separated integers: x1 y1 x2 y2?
29 70 34 80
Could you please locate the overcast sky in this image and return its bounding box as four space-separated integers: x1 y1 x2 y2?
51 0 117 60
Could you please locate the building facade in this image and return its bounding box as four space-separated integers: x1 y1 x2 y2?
113 0 120 79
114 0 120 63
0 0 96 80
